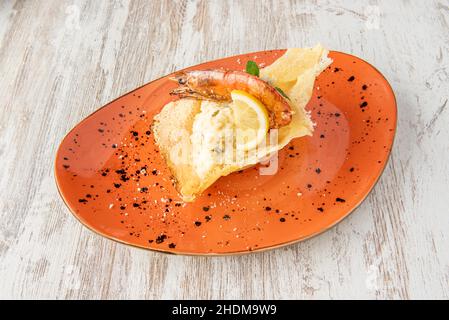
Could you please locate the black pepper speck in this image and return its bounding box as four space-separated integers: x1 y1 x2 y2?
155 234 167 244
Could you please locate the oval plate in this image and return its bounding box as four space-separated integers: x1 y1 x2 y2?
55 50 396 255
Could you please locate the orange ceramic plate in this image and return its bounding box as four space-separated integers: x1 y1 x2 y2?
55 50 396 255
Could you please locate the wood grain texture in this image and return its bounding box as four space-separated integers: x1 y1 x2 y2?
0 0 448 299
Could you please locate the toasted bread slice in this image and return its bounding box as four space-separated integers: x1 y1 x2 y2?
152 98 201 201
153 99 241 201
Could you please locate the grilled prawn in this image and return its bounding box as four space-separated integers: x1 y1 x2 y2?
170 70 293 128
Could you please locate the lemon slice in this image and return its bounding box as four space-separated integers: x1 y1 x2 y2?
230 90 269 151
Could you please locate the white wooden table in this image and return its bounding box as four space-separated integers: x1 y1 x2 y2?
0 0 448 299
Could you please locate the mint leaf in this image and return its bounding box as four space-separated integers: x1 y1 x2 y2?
246 60 259 77
275 87 290 100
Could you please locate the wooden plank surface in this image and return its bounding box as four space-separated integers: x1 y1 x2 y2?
0 0 448 299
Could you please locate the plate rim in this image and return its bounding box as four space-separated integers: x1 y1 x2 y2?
54 50 397 256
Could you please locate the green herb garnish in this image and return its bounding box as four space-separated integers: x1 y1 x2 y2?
275 87 290 100
246 60 260 77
